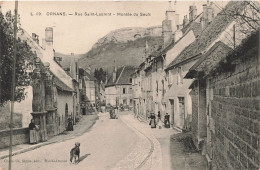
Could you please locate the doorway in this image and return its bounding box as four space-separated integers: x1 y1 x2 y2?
169 99 174 126
178 97 185 128
65 103 68 129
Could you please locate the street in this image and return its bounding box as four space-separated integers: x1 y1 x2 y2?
0 112 174 170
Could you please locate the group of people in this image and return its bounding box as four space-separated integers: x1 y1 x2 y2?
149 111 170 129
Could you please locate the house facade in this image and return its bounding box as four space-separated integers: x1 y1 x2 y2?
105 66 134 109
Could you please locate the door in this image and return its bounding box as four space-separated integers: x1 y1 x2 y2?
169 99 174 126
65 103 68 128
178 97 185 128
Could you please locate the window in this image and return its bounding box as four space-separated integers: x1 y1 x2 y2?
167 71 173 85
162 80 165 96
130 78 132 83
123 88 126 94
177 67 183 85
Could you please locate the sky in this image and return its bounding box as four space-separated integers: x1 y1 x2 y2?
1 1 227 55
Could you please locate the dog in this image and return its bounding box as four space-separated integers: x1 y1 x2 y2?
70 142 80 164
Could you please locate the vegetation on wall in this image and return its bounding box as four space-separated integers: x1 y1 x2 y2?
209 30 259 77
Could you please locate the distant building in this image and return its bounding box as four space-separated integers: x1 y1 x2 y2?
105 66 134 108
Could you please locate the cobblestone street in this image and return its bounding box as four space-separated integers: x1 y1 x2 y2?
0 111 177 170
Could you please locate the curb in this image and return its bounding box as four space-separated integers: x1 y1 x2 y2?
0 114 98 160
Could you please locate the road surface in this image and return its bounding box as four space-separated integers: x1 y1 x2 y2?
0 112 166 170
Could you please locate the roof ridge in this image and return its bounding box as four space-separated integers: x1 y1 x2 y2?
116 65 126 85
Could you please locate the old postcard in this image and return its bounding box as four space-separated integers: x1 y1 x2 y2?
0 1 259 170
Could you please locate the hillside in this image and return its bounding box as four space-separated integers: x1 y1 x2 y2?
78 26 163 72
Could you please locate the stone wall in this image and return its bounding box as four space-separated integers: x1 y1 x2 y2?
0 128 29 149
0 103 23 130
210 56 259 169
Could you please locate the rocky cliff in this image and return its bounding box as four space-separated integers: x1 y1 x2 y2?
78 26 163 71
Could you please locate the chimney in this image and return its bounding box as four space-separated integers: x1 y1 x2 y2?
143 40 150 62
183 15 188 27
207 2 214 23
112 68 117 83
201 4 208 30
32 33 39 44
112 60 117 82
162 19 173 48
45 27 53 46
189 5 197 22
70 53 77 80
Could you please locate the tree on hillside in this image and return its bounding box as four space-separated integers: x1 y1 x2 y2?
94 68 107 84
0 9 35 106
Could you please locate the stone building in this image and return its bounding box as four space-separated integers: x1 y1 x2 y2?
105 66 134 108
132 2 210 126
164 2 219 131
17 27 81 141
186 30 259 170
83 69 97 112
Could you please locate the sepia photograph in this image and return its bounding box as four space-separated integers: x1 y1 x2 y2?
0 0 259 170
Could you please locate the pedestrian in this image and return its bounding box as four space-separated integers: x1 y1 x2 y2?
149 113 156 128
29 119 38 144
157 111 161 121
164 113 170 128
67 117 74 131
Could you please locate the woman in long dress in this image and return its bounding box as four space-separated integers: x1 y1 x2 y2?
67 117 74 131
149 113 156 128
29 119 38 144
164 113 170 128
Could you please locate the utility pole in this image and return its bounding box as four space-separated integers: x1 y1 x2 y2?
9 1 18 170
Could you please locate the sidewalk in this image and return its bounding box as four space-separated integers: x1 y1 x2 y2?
118 111 178 170
170 132 207 170
130 111 206 170
0 113 98 160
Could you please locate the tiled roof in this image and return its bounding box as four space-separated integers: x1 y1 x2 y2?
18 29 74 91
105 65 134 87
166 1 244 70
53 76 74 92
185 41 232 78
55 53 71 69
